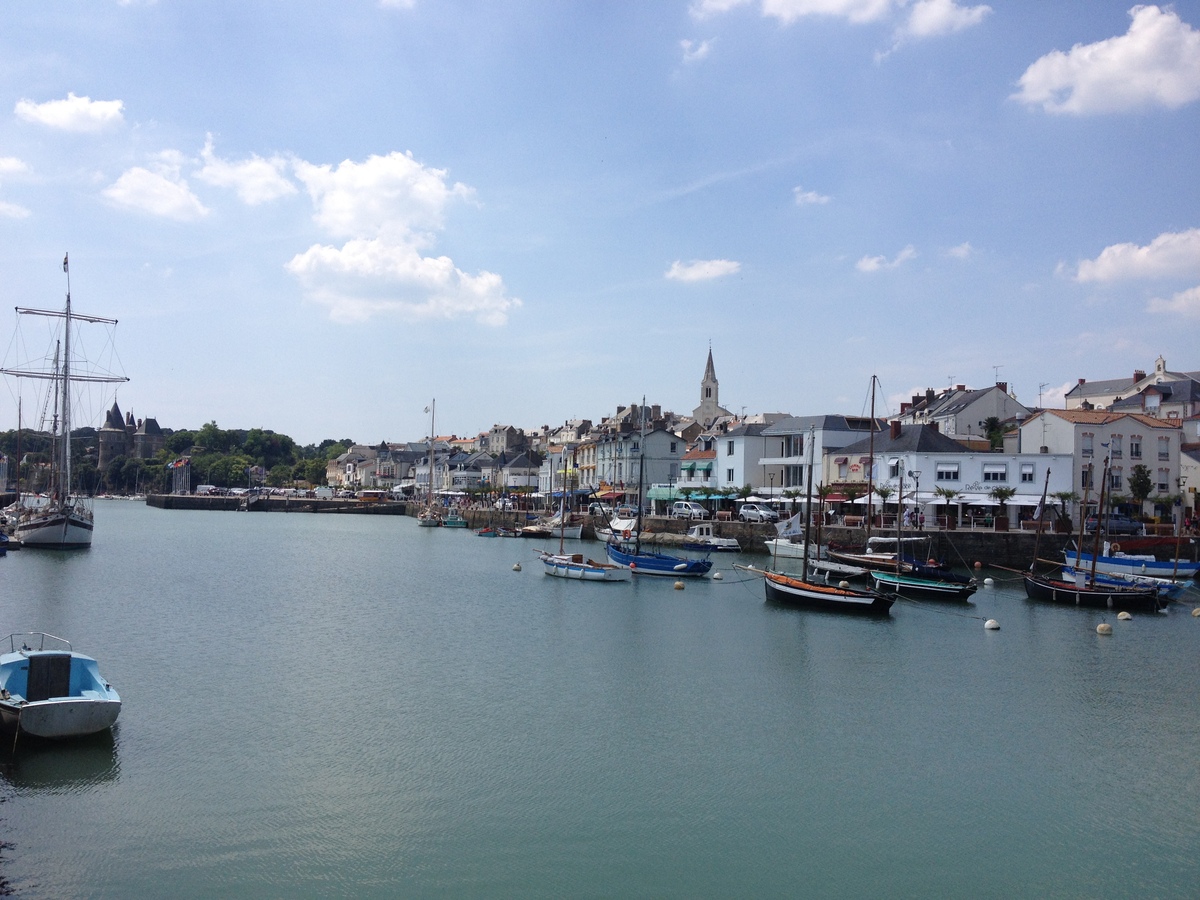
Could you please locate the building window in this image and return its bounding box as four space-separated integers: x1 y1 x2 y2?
1110 435 1122 459
1158 436 1170 460
726 468 734 482
1082 468 1093 489
1130 436 1142 459
935 464 959 482
727 441 735 455
670 441 677 453
1020 464 1034 483
1157 469 1169 493
838 460 848 479
631 441 639 453
983 464 1007 483
889 458 901 478
1110 469 1122 491
1081 432 1094 458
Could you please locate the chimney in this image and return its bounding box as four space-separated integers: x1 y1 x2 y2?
996 382 1007 394
1134 370 1146 383
890 421 901 440
925 388 935 403
652 404 661 420
955 384 966 391
900 402 911 414
1078 378 1086 385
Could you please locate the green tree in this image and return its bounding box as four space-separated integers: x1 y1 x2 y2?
874 484 894 521
1128 464 1152 515
165 430 196 455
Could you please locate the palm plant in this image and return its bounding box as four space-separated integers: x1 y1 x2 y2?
934 485 960 528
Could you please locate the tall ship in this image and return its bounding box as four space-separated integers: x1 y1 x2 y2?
1 255 128 548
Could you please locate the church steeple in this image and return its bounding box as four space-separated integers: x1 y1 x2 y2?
692 345 731 428
701 348 717 404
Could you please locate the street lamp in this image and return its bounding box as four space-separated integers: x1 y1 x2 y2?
769 472 774 499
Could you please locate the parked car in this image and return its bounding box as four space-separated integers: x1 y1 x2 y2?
587 502 613 517
670 501 710 520
1084 513 1145 535
738 503 779 523
495 497 515 510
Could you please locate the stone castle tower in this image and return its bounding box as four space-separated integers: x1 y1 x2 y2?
97 400 165 470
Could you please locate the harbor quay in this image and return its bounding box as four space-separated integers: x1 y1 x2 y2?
130 493 1198 570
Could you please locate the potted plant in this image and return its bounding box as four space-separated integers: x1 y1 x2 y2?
988 486 1017 531
934 486 960 529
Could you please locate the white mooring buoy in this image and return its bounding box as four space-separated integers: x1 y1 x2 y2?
1192 607 1200 618
984 619 1000 630
1117 611 1132 621
513 562 522 572
1096 622 1113 635
712 571 723 580
674 580 685 590
983 577 994 586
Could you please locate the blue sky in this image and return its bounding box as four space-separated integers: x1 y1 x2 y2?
1 1 1198 445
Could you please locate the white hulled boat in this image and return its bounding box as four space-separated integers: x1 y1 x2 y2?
1 255 127 549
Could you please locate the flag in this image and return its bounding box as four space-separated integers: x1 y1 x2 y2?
63 254 69 272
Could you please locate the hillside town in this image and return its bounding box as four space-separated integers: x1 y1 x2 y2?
314 351 1200 530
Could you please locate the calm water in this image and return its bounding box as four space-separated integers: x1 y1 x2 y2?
1 501 1199 898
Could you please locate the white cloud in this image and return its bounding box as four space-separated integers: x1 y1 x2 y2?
286 151 517 326
196 136 296 205
292 151 471 239
681 38 713 63
761 0 895 25
901 0 990 39
665 258 742 281
690 0 752 19
1013 5 1200 115
693 0 894 24
1075 228 1200 282
0 157 28 175
14 92 125 132
1147 285 1200 317
286 238 517 326
793 185 830 205
0 200 30 219
102 151 209 221
856 244 916 272
946 241 973 259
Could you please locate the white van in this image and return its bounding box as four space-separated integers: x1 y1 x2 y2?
670 501 710 520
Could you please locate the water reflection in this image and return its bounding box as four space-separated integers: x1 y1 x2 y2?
2 727 120 795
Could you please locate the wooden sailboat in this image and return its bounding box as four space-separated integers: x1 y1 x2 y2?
759 425 893 614
417 400 442 527
537 442 629 581
604 401 712 577
1023 461 1164 611
1 255 128 548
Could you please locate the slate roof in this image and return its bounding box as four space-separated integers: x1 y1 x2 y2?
837 424 968 456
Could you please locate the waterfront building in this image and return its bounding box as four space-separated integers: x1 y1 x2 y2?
760 415 886 497
897 382 1030 442
1065 356 1200 412
829 422 1074 525
1017 409 1182 519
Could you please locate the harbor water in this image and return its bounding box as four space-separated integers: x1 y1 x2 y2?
2 500 1199 898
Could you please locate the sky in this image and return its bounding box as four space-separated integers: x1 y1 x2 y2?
1 0 1199 446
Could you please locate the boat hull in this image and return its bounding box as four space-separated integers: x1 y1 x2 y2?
605 543 712 577
538 551 630 581
1022 575 1165 611
871 570 977 601
15 506 94 549
0 697 122 739
1064 550 1200 580
764 571 893 614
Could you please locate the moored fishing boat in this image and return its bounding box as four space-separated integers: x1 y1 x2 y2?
870 569 977 601
682 522 740 552
1062 546 1199 580
762 568 894 614
536 550 630 581
0 632 122 739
